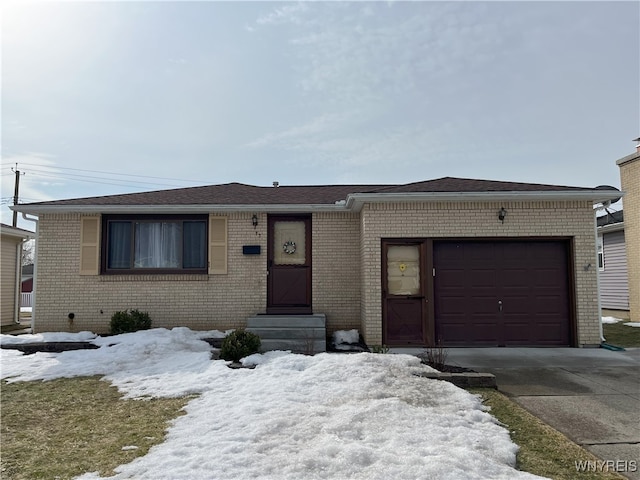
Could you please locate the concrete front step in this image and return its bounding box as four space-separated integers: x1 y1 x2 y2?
247 314 327 354
248 327 326 340
247 314 326 328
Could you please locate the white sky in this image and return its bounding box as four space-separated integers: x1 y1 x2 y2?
2 1 638 228
1 328 544 479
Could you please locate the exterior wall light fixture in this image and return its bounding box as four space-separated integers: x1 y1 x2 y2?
498 207 507 224
252 214 259 229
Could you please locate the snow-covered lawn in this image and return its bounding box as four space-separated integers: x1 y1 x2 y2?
1 328 543 480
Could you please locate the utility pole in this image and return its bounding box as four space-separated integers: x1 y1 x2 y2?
11 165 24 227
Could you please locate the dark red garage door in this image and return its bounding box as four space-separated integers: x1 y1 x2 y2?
433 240 571 346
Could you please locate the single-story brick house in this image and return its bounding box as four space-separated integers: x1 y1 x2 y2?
12 177 622 348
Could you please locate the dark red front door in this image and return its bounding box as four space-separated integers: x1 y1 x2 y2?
383 242 428 345
267 216 312 314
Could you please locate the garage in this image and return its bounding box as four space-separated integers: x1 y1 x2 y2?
433 240 572 347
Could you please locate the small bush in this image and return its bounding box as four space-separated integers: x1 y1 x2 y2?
371 344 390 354
422 338 448 371
220 329 261 362
110 309 152 335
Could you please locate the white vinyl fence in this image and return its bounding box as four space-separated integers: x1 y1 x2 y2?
21 292 33 308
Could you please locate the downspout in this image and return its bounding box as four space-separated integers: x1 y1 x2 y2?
21 213 38 333
593 207 604 343
13 240 25 325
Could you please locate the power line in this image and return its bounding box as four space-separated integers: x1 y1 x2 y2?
0 162 207 184
25 167 189 188
27 170 181 190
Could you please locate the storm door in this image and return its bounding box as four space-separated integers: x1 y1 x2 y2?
267 215 312 314
382 241 428 345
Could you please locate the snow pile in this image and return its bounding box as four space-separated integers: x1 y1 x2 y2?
333 329 360 345
1 328 544 480
601 316 640 327
0 330 98 345
602 316 622 324
331 329 369 352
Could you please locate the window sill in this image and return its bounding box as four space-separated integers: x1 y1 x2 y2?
99 274 210 282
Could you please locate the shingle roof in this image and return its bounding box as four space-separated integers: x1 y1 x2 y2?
18 177 599 207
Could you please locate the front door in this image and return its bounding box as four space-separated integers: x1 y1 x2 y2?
267 215 312 314
382 241 428 345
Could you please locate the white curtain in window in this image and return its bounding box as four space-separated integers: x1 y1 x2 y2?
108 222 131 268
134 222 181 268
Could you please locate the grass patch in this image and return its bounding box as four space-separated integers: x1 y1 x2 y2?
1 376 192 480
603 322 640 348
470 388 625 480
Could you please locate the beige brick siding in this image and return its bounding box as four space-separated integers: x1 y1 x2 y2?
360 201 600 347
312 212 361 333
33 211 362 335
619 157 640 322
34 212 267 333
34 202 601 347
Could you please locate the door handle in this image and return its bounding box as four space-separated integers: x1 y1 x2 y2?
498 300 503 312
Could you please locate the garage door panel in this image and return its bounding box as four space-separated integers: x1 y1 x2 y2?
535 296 565 312
502 300 530 314
437 296 466 313
439 269 466 285
439 324 500 345
502 269 529 286
434 240 571 347
469 296 500 313
470 269 497 287
502 324 531 344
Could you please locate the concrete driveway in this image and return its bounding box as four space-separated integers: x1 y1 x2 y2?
446 347 640 480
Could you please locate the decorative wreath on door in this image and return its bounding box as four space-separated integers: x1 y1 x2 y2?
283 241 297 254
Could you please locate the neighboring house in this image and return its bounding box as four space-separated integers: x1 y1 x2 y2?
596 210 629 315
1 224 34 328
11 177 621 347
617 142 640 323
22 264 34 293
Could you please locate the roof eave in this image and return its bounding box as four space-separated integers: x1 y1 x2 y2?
615 151 640 166
9 203 350 215
0 226 35 239
597 221 624 234
345 190 624 211
11 190 622 215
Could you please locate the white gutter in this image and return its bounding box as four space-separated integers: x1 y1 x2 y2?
10 190 625 215
345 190 625 211
597 221 624 235
21 213 38 333
13 241 24 325
594 207 605 344
10 203 350 215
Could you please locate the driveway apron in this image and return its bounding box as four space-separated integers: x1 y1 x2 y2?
446 347 640 480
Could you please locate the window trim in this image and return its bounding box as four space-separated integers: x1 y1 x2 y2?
101 214 209 275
